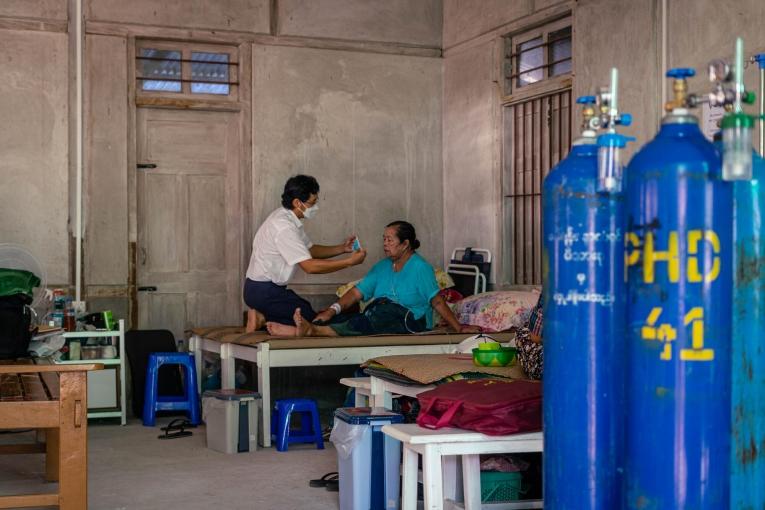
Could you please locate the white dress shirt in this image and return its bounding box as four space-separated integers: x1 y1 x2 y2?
245 207 313 285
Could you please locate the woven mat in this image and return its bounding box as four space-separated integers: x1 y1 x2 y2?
368 354 527 384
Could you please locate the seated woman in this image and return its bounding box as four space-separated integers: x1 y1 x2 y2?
515 294 543 380
266 221 480 337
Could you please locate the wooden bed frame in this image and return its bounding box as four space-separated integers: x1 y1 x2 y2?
188 328 514 448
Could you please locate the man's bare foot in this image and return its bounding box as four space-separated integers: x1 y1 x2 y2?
293 308 312 337
246 309 266 333
266 321 297 337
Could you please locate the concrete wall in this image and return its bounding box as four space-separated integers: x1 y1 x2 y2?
443 38 500 277
252 45 443 287
0 26 69 284
278 0 442 47
86 0 271 34
0 1 67 21
573 0 660 155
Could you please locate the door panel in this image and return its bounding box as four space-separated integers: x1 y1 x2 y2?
137 108 241 339
188 175 226 271
142 173 187 273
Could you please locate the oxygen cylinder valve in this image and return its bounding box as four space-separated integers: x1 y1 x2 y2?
665 68 696 111
576 95 598 135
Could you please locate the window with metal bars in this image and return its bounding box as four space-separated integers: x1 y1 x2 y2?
502 88 572 286
135 42 239 99
503 22 572 95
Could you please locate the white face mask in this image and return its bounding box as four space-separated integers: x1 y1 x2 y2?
301 201 319 219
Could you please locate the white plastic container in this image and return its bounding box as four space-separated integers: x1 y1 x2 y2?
331 407 404 510
202 389 260 454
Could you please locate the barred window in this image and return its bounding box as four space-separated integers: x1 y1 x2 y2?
501 18 573 286
136 42 238 99
504 21 572 95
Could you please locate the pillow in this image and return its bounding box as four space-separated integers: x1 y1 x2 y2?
452 289 541 332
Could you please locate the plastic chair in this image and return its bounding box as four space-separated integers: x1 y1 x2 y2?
142 352 200 427
271 398 325 452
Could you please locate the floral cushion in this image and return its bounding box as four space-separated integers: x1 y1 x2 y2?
451 289 541 332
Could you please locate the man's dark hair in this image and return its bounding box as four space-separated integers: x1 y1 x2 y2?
281 175 320 209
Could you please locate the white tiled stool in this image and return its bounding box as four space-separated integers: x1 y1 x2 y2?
381 423 544 510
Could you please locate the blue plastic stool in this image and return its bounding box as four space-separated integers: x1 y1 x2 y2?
271 398 325 452
142 352 200 427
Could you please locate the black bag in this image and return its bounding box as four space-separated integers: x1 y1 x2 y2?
0 293 34 360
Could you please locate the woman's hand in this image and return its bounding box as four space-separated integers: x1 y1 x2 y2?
313 309 336 324
347 249 367 266
458 324 482 334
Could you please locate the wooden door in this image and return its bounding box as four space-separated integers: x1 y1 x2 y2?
136 108 241 339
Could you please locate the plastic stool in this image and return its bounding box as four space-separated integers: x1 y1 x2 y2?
143 352 200 427
271 398 325 452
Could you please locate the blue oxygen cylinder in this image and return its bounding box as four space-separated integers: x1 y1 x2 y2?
730 147 765 509
624 68 732 509
543 83 631 509
729 48 765 510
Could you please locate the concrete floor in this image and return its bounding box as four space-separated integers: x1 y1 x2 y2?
0 417 341 510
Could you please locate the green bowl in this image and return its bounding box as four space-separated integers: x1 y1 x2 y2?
472 347 517 367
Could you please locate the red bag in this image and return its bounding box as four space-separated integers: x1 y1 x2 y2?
416 379 542 436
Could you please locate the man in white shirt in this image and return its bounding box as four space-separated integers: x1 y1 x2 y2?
244 175 366 331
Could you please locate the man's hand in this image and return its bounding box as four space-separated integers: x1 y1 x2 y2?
459 325 482 334
313 309 336 324
347 249 367 266
343 235 357 253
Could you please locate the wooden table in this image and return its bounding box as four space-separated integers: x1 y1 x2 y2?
382 423 543 510
0 361 102 509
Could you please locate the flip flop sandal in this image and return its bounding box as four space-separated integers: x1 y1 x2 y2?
325 479 340 492
160 418 197 432
158 418 194 440
309 472 338 488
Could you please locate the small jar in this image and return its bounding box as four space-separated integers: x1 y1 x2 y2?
63 310 76 332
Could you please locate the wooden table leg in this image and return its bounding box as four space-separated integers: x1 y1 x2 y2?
422 444 444 510
45 428 60 482
461 454 482 510
58 371 88 510
401 445 419 510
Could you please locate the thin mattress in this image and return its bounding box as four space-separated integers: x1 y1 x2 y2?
188 326 515 350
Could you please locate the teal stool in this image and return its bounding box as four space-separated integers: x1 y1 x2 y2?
271 398 324 452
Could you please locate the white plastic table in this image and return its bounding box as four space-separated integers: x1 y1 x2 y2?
369 375 435 409
382 423 543 510
339 377 372 406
